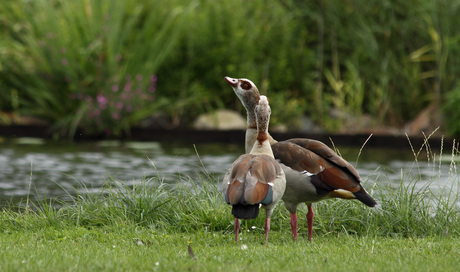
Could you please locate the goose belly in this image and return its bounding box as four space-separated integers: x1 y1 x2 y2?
280 164 326 204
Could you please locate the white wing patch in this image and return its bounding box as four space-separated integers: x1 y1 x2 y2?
302 166 324 176
301 170 314 176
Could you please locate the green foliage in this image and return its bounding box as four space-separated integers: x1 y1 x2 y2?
0 0 193 137
1 0 460 136
442 83 460 136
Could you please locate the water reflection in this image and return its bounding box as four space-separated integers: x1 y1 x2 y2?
0 138 458 205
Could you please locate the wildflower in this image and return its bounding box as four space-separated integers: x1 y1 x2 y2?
61 58 69 66
97 94 108 107
112 85 119 92
92 109 101 117
124 82 132 92
136 74 143 81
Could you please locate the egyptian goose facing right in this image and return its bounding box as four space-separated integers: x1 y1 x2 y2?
223 95 286 244
225 76 377 241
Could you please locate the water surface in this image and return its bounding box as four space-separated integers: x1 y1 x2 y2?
0 137 458 206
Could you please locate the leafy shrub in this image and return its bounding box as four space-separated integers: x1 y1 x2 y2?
1 0 460 136
0 0 192 136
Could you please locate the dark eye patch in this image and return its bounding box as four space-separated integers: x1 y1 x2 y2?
240 81 251 90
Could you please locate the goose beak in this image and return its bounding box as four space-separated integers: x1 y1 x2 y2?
225 76 238 88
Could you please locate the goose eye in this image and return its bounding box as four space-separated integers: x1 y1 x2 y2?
240 81 251 90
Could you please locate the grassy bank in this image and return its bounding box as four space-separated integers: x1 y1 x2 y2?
1 153 459 271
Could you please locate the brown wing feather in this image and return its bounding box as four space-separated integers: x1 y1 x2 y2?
286 138 361 181
226 154 282 206
244 155 281 205
226 179 244 204
250 155 281 183
272 141 361 192
226 155 252 204
317 167 361 192
244 181 270 205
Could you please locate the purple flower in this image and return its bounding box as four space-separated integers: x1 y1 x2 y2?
124 82 132 92
136 74 143 81
97 94 108 107
150 75 157 83
112 85 119 92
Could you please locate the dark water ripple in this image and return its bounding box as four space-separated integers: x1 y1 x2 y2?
0 139 458 205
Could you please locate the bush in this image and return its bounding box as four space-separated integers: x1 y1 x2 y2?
0 0 192 136
1 0 460 136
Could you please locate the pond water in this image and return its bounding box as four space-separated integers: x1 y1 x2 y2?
0 137 458 207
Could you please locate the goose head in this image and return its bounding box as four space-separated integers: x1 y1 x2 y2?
225 76 261 115
255 95 271 134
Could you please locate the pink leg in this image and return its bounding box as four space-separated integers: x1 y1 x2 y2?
290 213 298 241
264 218 271 243
234 218 240 244
307 204 314 241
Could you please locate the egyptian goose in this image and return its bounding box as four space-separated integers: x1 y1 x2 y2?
223 95 286 243
225 76 377 241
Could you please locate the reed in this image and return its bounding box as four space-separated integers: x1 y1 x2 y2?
2 0 460 136
0 0 193 136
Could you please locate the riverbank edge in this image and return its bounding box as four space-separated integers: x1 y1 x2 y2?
0 125 455 150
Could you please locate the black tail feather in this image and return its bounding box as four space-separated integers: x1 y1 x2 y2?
232 203 260 219
353 187 377 207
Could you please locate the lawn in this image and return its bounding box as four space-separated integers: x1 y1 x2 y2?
1 226 459 271
1 160 459 271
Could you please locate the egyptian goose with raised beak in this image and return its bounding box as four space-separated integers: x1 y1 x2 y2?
225 76 376 241
223 95 286 244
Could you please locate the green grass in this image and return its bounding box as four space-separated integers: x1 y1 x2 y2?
1 161 459 271
1 227 459 271
1 137 459 270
